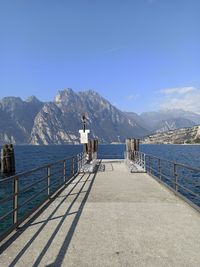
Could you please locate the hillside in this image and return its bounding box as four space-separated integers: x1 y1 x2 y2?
142 125 200 144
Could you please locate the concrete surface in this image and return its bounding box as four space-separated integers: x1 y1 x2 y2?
0 161 200 267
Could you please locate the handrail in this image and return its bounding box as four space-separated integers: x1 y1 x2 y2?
0 152 87 242
0 153 84 183
142 151 200 173
128 150 200 210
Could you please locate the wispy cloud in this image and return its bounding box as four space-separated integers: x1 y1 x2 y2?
127 94 140 101
160 86 196 95
159 86 200 114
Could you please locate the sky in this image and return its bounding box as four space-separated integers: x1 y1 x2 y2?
0 0 200 114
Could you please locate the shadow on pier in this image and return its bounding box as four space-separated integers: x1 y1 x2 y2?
0 163 100 267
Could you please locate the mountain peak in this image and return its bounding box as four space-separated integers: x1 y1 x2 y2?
78 90 106 103
54 88 76 103
0 97 23 106
26 96 41 104
1 96 22 102
83 89 101 96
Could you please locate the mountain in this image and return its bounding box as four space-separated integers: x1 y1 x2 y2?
0 97 43 144
153 118 196 133
158 109 200 124
30 102 78 145
140 109 200 132
1 89 200 145
0 89 149 145
30 89 148 144
124 112 150 131
142 125 200 144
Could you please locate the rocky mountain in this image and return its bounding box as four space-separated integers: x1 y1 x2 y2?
158 109 200 124
124 112 150 131
0 97 43 144
142 125 200 144
140 109 199 132
30 102 78 145
153 118 195 133
1 89 200 145
30 89 148 144
0 89 148 145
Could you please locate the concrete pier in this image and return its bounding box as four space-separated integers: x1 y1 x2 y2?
1 160 200 267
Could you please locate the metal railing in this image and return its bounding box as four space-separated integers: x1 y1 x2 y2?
0 152 87 242
125 151 146 170
130 151 200 210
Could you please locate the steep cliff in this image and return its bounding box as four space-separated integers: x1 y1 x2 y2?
30 89 148 144
0 96 43 144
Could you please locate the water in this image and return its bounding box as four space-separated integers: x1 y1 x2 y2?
4 145 83 174
140 144 200 208
1 144 200 174
1 144 200 238
140 144 200 168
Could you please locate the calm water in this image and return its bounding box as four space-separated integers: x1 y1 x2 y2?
1 144 200 174
141 144 200 168
1 144 200 238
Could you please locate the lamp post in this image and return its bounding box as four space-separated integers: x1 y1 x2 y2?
82 113 86 132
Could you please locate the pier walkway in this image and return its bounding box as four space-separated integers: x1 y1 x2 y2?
1 160 200 267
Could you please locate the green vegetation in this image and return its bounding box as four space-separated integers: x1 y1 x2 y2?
185 140 192 144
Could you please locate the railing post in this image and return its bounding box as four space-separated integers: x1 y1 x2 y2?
143 154 146 171
80 153 83 169
63 160 66 183
158 158 161 180
149 157 151 174
13 176 19 225
72 157 75 176
47 166 51 198
77 155 79 172
77 154 80 172
79 153 82 171
173 164 178 191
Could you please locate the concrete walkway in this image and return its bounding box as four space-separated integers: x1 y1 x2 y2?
0 161 200 267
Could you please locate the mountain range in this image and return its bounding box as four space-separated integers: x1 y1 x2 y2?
0 88 200 145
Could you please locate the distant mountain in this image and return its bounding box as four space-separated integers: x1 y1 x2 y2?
1 89 200 145
158 109 200 124
30 89 148 144
153 118 196 133
0 97 43 144
140 109 200 132
0 89 148 145
124 112 150 131
142 125 200 144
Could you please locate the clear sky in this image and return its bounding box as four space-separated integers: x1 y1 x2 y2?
0 0 200 114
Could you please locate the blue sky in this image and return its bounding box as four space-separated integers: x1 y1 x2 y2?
0 0 200 114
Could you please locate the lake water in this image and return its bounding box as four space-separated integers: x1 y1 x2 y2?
1 144 200 174
141 144 200 168
1 144 200 238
